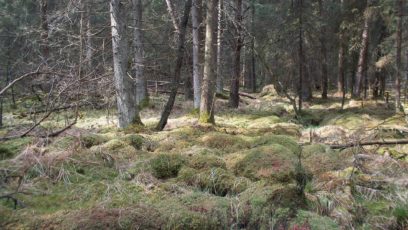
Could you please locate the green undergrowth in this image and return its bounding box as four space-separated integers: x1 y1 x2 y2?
1 96 408 229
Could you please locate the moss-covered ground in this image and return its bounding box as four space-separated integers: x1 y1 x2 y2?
1 90 407 229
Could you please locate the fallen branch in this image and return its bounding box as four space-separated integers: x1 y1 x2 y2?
329 139 408 149
223 89 257 99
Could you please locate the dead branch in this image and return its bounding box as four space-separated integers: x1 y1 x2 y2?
0 70 67 96
329 139 408 149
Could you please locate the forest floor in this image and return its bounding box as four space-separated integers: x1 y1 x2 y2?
1 87 408 229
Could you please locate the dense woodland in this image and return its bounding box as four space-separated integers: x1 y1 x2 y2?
0 0 408 229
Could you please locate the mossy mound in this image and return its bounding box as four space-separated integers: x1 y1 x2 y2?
120 134 144 150
200 132 250 153
254 134 301 155
258 123 302 137
150 154 185 179
238 184 306 228
290 210 340 230
321 112 378 130
178 167 250 196
234 144 297 181
30 205 163 230
302 144 346 174
247 116 282 129
80 133 109 148
187 154 226 170
89 138 139 162
0 137 32 160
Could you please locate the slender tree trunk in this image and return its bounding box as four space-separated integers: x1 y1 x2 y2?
395 0 403 112
229 0 242 108
353 2 370 99
298 0 304 112
132 0 148 106
319 0 328 99
250 0 256 93
110 0 141 128
40 0 49 63
338 36 345 96
84 1 94 71
165 0 180 33
216 0 224 94
192 0 202 109
200 0 218 123
405 50 408 102
156 0 192 130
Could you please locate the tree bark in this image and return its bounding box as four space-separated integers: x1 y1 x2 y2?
395 0 403 112
228 0 242 108
319 0 328 99
165 0 180 34
353 2 370 99
298 0 304 111
156 0 192 131
132 0 148 106
40 0 49 63
110 0 141 128
200 0 218 123
216 0 224 94
192 0 203 109
250 0 256 93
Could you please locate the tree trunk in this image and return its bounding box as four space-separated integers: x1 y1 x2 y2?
216 0 224 94
200 0 218 123
110 0 141 128
250 0 256 93
40 0 49 63
395 0 403 112
319 0 328 99
192 0 203 109
228 0 242 108
132 0 148 106
84 1 94 72
165 0 180 33
298 0 304 112
338 36 345 96
156 0 192 131
353 2 370 99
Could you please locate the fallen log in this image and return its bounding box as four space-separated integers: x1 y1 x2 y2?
329 139 408 149
222 89 257 99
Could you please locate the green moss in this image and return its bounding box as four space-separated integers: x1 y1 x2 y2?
150 154 185 179
121 134 144 150
302 144 345 174
234 145 297 181
201 133 251 153
81 134 108 148
52 136 77 150
393 204 408 226
253 135 301 155
199 111 214 124
239 184 306 228
247 116 282 129
178 167 249 196
103 139 128 151
187 154 226 170
290 210 339 230
0 137 32 160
